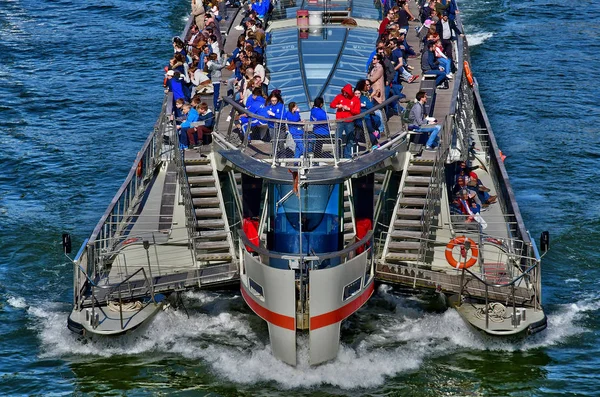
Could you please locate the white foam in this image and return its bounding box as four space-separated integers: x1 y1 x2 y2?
7 295 28 309
467 31 494 47
26 290 600 389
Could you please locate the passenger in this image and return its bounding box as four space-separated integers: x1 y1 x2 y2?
187 102 215 147
356 79 384 137
421 40 448 89
433 38 453 79
330 84 361 158
390 38 418 85
173 97 186 122
207 34 221 57
165 70 188 102
457 163 498 206
243 87 270 141
433 0 450 17
310 97 330 157
454 188 481 223
435 10 463 69
265 90 286 153
191 0 206 30
285 102 305 158
353 88 380 149
205 53 226 111
408 90 442 150
367 54 385 105
378 9 396 39
186 24 203 56
189 64 212 97
396 1 415 34
177 103 199 148
204 14 223 50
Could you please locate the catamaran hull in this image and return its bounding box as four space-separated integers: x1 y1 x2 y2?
241 251 373 366
67 300 165 337
448 295 547 338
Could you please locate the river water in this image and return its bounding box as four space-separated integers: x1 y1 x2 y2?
1 0 599 395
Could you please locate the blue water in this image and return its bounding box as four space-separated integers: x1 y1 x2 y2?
1 0 600 395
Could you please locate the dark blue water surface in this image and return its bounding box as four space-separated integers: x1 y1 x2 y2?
1 0 600 395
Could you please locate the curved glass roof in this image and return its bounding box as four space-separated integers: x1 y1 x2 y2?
266 26 378 113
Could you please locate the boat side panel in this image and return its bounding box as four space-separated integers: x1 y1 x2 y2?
308 252 373 364
241 252 297 365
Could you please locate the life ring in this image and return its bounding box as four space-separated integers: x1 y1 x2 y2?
463 61 474 86
445 236 479 269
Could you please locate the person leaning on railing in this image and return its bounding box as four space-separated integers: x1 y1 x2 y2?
330 84 361 159
285 102 305 159
310 98 330 158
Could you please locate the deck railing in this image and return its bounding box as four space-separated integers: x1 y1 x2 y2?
213 95 401 169
73 93 173 308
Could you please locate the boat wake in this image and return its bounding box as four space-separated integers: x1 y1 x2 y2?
16 287 599 389
466 31 494 47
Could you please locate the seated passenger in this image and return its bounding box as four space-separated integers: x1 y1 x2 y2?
454 188 481 222
408 90 441 150
177 103 199 148
421 40 448 89
186 102 214 147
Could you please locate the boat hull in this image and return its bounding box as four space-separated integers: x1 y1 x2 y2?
241 250 374 365
448 295 547 338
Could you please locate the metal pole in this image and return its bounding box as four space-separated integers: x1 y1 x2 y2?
118 288 124 330
143 241 155 301
298 184 304 324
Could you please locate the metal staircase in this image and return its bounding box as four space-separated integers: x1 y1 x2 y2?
185 153 236 266
343 180 355 245
382 153 441 264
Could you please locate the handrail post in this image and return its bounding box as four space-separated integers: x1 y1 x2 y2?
143 241 155 299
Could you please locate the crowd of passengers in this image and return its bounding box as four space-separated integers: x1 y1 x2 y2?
164 0 465 156
449 161 498 224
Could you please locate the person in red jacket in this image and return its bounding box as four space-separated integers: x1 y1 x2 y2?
330 84 361 158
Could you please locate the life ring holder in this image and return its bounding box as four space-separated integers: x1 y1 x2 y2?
463 61 474 86
445 236 479 269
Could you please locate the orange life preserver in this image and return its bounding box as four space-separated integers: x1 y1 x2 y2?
463 61 474 86
445 236 478 269
499 150 506 162
136 159 143 178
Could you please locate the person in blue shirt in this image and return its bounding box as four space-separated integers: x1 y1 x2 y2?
165 70 188 104
285 102 304 158
265 90 286 153
238 87 269 142
177 103 199 148
310 97 330 157
186 102 215 147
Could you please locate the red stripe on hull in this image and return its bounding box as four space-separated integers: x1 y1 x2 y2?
310 280 375 330
240 285 295 330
